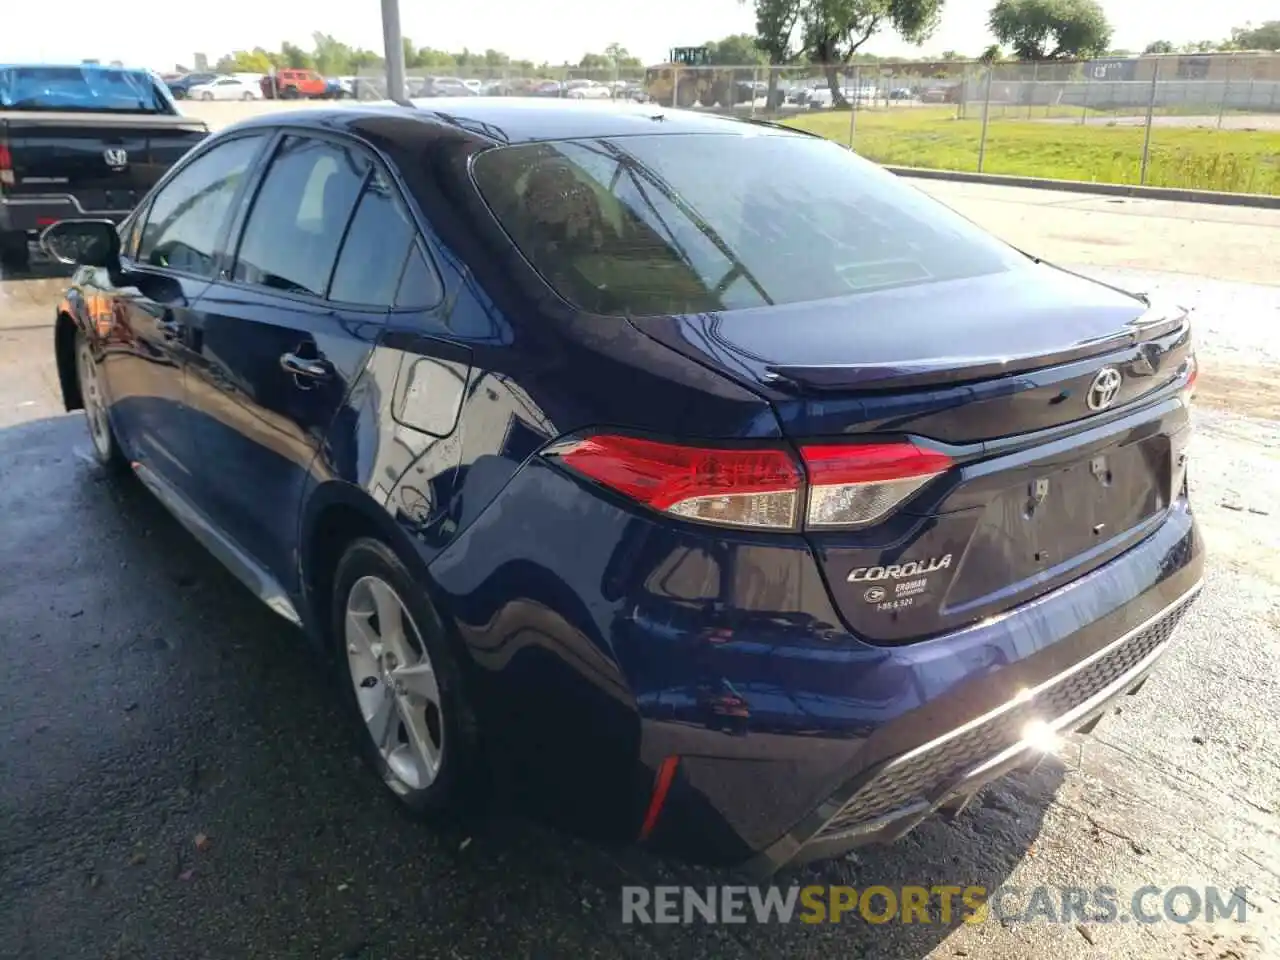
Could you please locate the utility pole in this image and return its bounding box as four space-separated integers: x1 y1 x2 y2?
381 0 406 102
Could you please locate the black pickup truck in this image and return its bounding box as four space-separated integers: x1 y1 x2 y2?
0 64 208 271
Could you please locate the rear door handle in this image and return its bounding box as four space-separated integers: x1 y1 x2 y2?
280 352 331 379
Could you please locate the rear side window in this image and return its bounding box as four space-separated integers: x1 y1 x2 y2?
328 170 416 306
471 134 1019 317
138 136 263 277
233 135 368 297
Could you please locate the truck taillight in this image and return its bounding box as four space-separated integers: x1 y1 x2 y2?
0 144 13 187
548 435 950 531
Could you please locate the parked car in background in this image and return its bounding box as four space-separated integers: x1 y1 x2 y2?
530 80 563 97
921 84 961 103
189 76 262 101
44 99 1201 875
462 79 483 94
261 68 329 100
412 76 476 98
0 62 207 272
565 79 612 100
164 71 219 99
324 77 351 99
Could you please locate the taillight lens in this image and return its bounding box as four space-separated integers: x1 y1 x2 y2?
802 442 953 528
557 435 802 529
1183 353 1198 401
0 144 13 187
552 434 949 531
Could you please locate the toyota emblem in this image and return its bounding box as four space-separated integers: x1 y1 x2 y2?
1086 367 1123 411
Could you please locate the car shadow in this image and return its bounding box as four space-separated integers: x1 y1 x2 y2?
0 414 1063 960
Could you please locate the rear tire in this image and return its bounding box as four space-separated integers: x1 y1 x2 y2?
330 537 482 822
74 330 126 471
0 232 29 274
242 91 254 100
200 91 213 100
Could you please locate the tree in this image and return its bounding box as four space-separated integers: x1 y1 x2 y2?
988 0 1111 60
979 43 1002 62
759 0 945 108
1232 21 1280 50
705 33 768 65
1143 40 1175 54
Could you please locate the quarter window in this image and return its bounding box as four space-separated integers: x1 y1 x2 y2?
137 135 263 278
395 244 443 309
233 135 368 297
328 169 416 307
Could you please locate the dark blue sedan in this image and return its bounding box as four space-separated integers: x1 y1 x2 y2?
43 99 1203 875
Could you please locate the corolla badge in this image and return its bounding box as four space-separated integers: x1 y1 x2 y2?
1086 366 1123 411
848 554 953 583
103 148 129 169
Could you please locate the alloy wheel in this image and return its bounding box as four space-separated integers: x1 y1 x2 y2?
344 575 445 794
76 339 113 461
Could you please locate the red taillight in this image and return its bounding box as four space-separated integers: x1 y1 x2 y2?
557 435 802 529
0 144 13 187
552 434 949 531
1184 354 1198 398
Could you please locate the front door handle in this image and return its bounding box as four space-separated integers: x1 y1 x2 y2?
280 352 331 379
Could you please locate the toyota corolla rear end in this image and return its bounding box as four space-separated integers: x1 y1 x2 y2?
438 121 1203 874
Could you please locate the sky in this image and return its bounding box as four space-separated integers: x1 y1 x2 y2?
3 0 1272 71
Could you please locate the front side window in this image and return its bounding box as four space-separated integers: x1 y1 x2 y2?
137 135 264 277
471 133 1021 317
328 170 417 306
233 136 369 297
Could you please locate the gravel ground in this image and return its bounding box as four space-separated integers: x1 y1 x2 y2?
0 184 1276 960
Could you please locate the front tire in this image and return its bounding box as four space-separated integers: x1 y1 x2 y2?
74 331 126 471
200 91 213 100
331 537 481 820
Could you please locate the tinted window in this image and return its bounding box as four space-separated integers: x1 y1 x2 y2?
471 134 1020 317
234 136 368 297
328 170 416 306
0 65 170 113
138 136 263 277
395 245 443 309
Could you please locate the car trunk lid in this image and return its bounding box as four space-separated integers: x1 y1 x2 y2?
628 264 1195 643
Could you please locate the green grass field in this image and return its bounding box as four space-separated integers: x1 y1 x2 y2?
784 107 1280 196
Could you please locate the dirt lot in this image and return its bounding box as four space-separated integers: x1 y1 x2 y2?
0 180 1276 960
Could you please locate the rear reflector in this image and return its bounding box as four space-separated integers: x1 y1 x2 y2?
802 443 952 529
551 434 949 532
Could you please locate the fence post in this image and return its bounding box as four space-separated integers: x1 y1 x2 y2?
848 66 860 148
671 64 680 109
1139 57 1160 185
1028 60 1038 119
1217 56 1232 129
1081 65 1091 124
977 65 993 172
751 65 759 118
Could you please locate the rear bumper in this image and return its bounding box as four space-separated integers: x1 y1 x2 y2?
754 580 1198 873
633 498 1202 873
0 195 129 233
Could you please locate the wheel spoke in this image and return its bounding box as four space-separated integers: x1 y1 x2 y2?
367 686 400 753
367 578 407 651
401 708 441 783
345 607 379 656
392 660 439 707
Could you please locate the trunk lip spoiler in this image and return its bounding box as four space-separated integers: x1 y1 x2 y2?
764 310 1187 394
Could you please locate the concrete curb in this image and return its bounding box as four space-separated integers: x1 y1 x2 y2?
883 165 1280 209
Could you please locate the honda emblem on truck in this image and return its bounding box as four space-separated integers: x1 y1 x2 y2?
103 148 129 170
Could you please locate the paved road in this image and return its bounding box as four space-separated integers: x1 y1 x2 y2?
1 185 1277 960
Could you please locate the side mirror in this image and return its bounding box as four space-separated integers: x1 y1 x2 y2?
40 219 121 268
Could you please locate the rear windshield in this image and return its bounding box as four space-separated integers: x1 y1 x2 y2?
0 66 172 113
471 132 1020 317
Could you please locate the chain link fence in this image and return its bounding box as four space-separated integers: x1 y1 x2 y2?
339 52 1277 195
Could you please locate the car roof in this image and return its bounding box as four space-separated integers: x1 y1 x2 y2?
0 62 154 76
222 97 808 146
